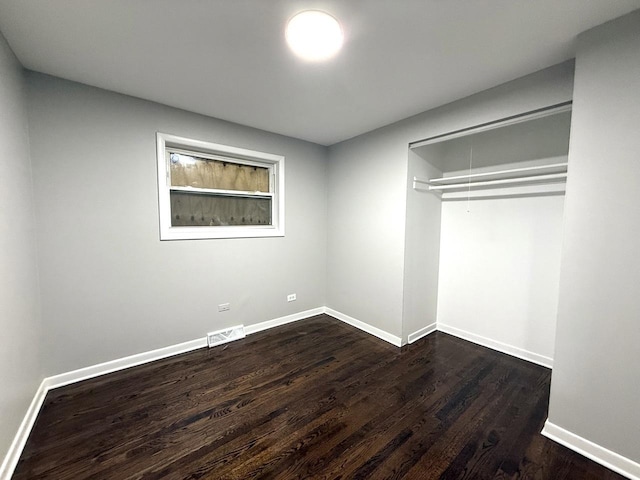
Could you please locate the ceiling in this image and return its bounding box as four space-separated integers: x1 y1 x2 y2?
0 1 638 146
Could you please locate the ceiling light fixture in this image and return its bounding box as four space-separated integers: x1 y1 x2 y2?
285 10 344 61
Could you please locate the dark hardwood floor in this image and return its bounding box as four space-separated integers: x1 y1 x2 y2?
14 315 624 479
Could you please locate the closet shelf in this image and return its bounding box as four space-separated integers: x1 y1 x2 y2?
413 162 568 192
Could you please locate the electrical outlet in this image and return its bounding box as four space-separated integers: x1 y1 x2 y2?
287 293 297 302
218 303 230 312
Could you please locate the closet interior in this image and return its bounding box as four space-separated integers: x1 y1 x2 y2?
403 105 572 367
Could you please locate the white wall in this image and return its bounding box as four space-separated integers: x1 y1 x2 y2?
425 113 570 365
437 194 564 364
0 33 42 463
548 10 640 463
26 73 328 377
327 62 574 340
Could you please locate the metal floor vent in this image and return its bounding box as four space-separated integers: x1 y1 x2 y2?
207 325 246 348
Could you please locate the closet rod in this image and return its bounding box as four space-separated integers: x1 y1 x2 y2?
442 182 566 200
428 162 568 184
427 172 567 191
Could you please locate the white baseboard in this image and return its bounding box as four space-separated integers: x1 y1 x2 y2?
0 307 327 479
2 336 210 480
45 337 208 390
0 380 48 480
324 307 403 347
244 307 324 335
1 309 561 480
408 322 437 344
437 323 553 369
542 420 640 480
246 307 402 348
46 308 326 391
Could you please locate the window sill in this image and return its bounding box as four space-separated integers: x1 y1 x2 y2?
159 225 285 241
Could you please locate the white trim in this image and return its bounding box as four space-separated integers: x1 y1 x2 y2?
45 337 208 390
1 337 207 479
0 306 582 480
0 380 48 480
441 182 566 200
159 224 285 240
427 162 568 184
244 307 325 335
408 322 437 344
324 307 403 347
169 185 274 199
437 323 553 368
0 309 324 479
426 172 566 191
156 132 285 240
542 420 640 480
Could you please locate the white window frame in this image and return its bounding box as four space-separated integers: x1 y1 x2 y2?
156 132 285 240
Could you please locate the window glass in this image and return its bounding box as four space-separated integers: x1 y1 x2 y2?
157 133 285 240
169 151 270 192
169 192 272 227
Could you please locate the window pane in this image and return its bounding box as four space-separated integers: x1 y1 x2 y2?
170 192 272 226
169 151 270 192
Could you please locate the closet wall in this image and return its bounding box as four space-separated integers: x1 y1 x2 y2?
410 110 571 365
333 62 574 342
402 149 442 341
438 195 564 365
547 10 640 464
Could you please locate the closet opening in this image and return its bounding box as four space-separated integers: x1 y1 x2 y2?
402 104 572 368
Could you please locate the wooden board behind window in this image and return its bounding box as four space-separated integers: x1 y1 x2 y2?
170 192 271 226
170 154 270 192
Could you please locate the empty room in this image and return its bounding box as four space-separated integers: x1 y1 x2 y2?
1 2 639 479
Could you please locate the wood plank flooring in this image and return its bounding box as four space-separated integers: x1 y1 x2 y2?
13 315 625 479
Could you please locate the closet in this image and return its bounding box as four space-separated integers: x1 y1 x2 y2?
403 104 572 367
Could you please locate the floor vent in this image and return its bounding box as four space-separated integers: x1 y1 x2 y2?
207 325 245 348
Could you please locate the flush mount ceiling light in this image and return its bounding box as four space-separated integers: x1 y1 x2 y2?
285 10 344 61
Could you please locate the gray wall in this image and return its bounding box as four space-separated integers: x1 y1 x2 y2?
548 10 640 462
402 150 441 340
327 62 574 340
27 73 328 376
429 110 572 172
326 126 409 337
0 33 42 464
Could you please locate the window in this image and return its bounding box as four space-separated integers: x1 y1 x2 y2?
156 133 285 240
